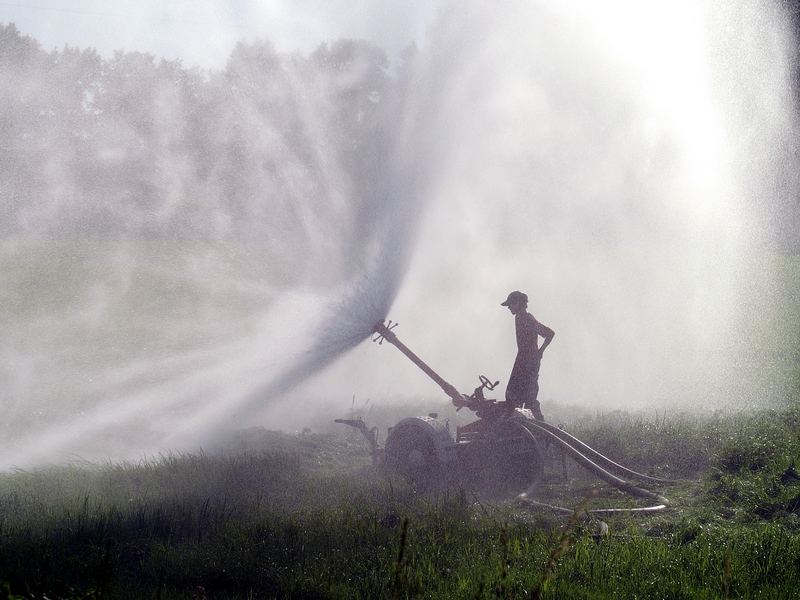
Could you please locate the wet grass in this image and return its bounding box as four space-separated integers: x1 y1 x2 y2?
0 406 799 598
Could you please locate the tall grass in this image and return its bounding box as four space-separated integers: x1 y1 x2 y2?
0 407 798 598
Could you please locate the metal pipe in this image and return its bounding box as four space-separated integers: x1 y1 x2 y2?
373 322 463 403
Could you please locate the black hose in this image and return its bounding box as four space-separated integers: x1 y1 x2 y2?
531 419 686 485
515 420 670 513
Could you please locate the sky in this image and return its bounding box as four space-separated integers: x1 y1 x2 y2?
0 0 437 69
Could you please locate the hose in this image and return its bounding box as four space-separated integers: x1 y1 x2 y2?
531 419 686 485
516 496 669 515
514 420 670 514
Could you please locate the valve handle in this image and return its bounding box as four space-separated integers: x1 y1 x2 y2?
479 375 500 390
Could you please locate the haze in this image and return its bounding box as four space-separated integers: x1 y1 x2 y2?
0 0 797 468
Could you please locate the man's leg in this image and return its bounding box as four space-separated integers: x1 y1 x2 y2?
505 375 524 411
526 377 544 421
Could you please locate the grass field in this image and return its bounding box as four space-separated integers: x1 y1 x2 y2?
1 404 799 599
0 253 796 598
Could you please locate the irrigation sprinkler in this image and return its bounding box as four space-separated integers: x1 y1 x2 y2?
336 320 674 512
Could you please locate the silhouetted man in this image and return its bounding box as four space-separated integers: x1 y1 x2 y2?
501 291 554 421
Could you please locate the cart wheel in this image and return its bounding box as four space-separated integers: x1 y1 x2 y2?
486 419 544 496
384 425 442 490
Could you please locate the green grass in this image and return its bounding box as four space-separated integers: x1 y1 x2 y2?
1 406 799 598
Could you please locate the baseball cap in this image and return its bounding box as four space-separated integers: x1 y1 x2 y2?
501 291 528 306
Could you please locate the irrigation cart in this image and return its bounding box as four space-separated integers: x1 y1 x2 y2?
336 321 673 512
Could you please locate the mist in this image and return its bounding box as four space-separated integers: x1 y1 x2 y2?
0 0 797 468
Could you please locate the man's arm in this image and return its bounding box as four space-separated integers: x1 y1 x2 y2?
537 323 555 357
